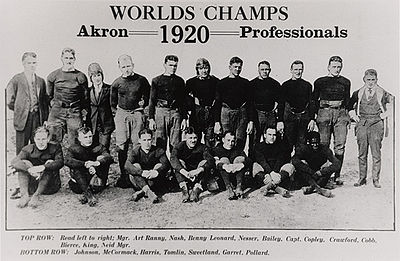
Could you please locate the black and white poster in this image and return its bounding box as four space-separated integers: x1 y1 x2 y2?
1 0 399 260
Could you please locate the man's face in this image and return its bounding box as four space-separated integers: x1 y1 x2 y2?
139 133 152 151
309 137 320 151
61 52 76 69
198 66 210 79
328 61 342 77
264 128 277 144
258 64 271 79
34 132 50 151
364 74 377 88
23 56 37 73
78 131 93 147
291 64 303 80
185 133 198 149
119 59 134 77
229 62 242 77
222 133 235 150
164 60 178 75
91 73 103 86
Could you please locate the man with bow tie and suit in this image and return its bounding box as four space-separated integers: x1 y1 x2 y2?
87 63 115 151
7 52 49 155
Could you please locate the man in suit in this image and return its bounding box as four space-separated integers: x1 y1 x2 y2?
87 63 115 151
7 52 49 154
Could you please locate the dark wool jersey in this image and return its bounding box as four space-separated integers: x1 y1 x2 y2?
186 75 219 107
110 73 150 111
149 74 187 119
250 77 284 121
12 143 64 172
281 78 313 114
211 143 251 170
128 145 170 174
253 137 291 174
313 75 351 108
170 141 214 172
292 144 340 176
214 76 254 121
47 69 88 106
65 143 113 171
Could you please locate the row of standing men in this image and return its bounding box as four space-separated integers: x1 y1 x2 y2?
7 49 392 207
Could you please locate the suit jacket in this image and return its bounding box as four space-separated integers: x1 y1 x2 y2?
7 72 49 131
89 83 115 135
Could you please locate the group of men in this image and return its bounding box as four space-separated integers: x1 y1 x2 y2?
7 48 393 209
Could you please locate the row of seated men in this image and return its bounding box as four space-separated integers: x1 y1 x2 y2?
11 123 338 208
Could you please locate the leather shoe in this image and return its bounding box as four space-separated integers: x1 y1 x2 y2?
373 181 381 188
354 180 367 187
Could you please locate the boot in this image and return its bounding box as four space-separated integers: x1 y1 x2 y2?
115 150 131 188
189 184 202 202
316 187 334 198
235 183 243 198
143 185 159 203
130 190 145 202
17 195 30 208
28 194 40 208
275 186 291 198
227 185 237 200
180 182 190 203
86 191 98 207
302 186 315 195
354 179 367 187
334 154 344 185
78 192 89 204
373 180 381 188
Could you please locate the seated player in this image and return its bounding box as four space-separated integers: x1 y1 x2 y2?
65 127 113 206
124 129 171 203
252 125 294 197
291 131 340 198
170 127 215 203
211 131 251 200
11 126 63 208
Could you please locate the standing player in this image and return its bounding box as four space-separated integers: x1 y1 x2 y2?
186 58 219 147
46 47 89 146
250 60 283 145
214 56 254 151
281 60 315 152
149 55 188 151
313 56 351 185
110 54 151 188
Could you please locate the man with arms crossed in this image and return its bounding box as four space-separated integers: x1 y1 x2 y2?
125 129 171 203
65 127 113 207
11 127 63 208
170 127 215 203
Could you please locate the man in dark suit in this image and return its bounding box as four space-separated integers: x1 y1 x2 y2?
87 63 115 150
7 52 49 154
